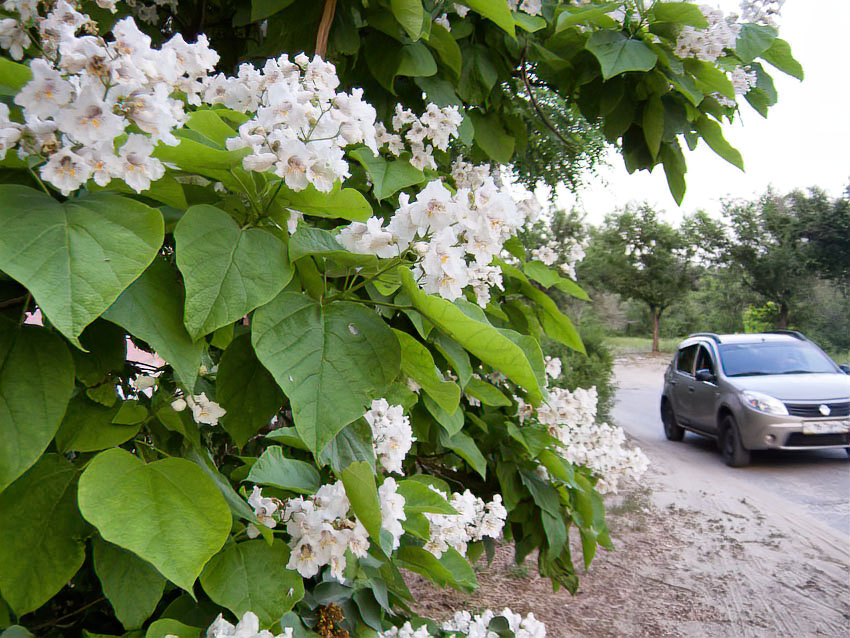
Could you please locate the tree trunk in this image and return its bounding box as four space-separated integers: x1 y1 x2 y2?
651 306 661 352
777 302 789 329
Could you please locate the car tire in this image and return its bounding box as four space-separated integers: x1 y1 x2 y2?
720 415 750 467
661 399 685 441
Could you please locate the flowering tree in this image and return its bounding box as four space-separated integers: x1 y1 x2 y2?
0 1 797 637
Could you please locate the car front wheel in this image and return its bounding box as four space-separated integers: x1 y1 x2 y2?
661 399 685 441
720 415 750 467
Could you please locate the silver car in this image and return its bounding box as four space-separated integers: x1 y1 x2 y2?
660 331 850 466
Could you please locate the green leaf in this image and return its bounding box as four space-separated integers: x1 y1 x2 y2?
0 627 33 638
78 448 232 593
145 619 201 638
319 419 376 472
0 455 87 616
555 2 620 30
250 0 295 22
464 0 516 37
393 329 460 414
642 94 665 157
537 449 577 487
464 377 511 407
397 42 438 77
513 11 546 32
247 446 320 494
184 109 239 147
0 57 31 95
760 38 803 80
0 323 74 493
90 174 188 210
55 397 142 453
660 140 687 205
94 537 166 630
265 426 309 451
431 334 472 387
0 186 164 346
252 292 400 454
175 205 292 340
586 31 658 80
469 112 515 164
71 320 127 387
437 547 478 592
153 132 249 181
104 257 203 390
349 148 427 201
288 226 377 270
686 59 734 99
695 116 744 171
438 429 487 479
426 22 461 77
341 461 382 542
391 0 424 40
395 547 453 587
396 480 457 515
217 334 283 447
542 511 567 557
522 261 590 300
735 23 776 63
523 285 584 352
650 2 708 27
400 268 543 403
200 540 303 627
279 184 373 222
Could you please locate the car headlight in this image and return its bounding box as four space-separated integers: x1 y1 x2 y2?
741 391 788 416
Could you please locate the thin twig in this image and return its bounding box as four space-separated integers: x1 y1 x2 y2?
30 596 107 631
519 53 576 149
0 294 27 310
315 0 338 58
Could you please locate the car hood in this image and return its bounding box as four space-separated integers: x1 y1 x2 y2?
726 374 850 401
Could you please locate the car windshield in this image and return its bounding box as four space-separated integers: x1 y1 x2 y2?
719 341 838 377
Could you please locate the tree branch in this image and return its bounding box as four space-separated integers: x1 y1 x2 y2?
315 0 338 58
520 53 576 149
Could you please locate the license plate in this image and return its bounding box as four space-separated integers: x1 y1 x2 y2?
802 420 850 435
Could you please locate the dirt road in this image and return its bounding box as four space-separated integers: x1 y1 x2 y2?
410 354 850 637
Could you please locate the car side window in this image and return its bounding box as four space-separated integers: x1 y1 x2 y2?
695 345 715 375
676 345 698 375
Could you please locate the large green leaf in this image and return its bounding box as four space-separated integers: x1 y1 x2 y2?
175 205 292 340
0 186 163 346
247 446 320 494
0 323 74 493
145 619 202 638
438 429 487 479
464 377 511 407
252 292 400 453
217 334 283 447
391 0 424 40
586 31 658 80
650 1 708 27
397 42 438 78
200 540 303 628
278 184 373 222
555 2 620 30
464 0 516 37
426 22 461 77
396 479 457 515
521 261 590 301
349 148 427 201
735 23 776 63
760 38 803 80
93 536 166 630
393 329 460 414
341 461 382 543
469 112 515 164
78 448 232 593
695 116 744 171
103 257 203 390
0 57 31 95
251 0 295 22
55 397 144 453
399 268 543 403
0 455 87 615
642 94 665 158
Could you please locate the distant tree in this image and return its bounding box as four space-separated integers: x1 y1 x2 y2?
580 204 699 352
792 187 850 292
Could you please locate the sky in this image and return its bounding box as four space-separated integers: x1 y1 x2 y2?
545 0 850 225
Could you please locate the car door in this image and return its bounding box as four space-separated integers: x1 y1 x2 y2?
690 345 720 432
670 344 698 424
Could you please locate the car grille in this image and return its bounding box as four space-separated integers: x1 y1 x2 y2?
784 433 850 447
784 401 850 417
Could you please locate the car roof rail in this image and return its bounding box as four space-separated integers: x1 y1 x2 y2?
687 332 721 343
765 329 808 341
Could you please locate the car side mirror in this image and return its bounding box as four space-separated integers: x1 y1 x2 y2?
840 364 850 375
695 369 716 383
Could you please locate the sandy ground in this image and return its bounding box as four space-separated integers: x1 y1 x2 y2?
408 354 850 637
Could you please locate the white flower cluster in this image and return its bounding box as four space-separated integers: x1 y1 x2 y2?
558 240 586 280
675 4 741 63
442 608 547 638
534 386 649 494
283 479 405 581
740 0 785 28
0 2 222 194
544 355 561 380
364 398 415 475
222 54 378 193
530 246 558 266
379 103 462 171
423 489 507 558
339 159 539 307
717 65 758 107
379 622 431 638
246 486 283 539
207 611 292 638
171 392 227 425
507 0 543 17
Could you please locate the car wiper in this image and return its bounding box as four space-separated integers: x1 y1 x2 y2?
778 369 816 374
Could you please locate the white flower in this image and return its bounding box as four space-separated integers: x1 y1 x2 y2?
364 399 414 474
40 146 91 196
186 392 227 425
531 245 558 266
206 611 292 638
544 356 562 380
115 133 166 192
379 477 406 550
56 85 126 146
14 59 73 119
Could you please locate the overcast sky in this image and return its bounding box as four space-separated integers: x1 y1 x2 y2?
545 0 850 225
